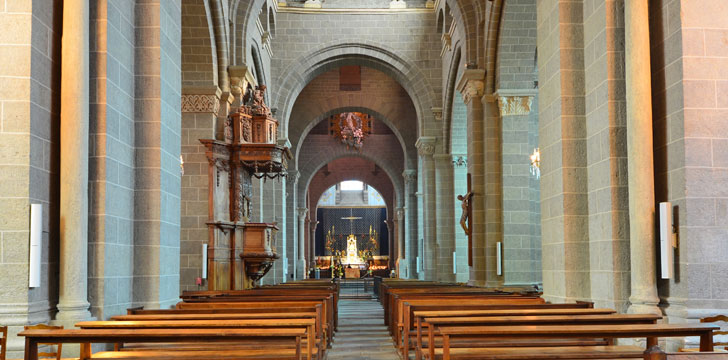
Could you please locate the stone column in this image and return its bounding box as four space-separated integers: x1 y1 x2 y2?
385 219 395 270
56 0 93 323
297 208 308 280
416 137 437 280
434 154 456 282
625 0 660 315
395 207 405 273
402 171 417 278
310 224 317 274
457 70 486 285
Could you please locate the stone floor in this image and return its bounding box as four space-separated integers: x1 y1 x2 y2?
328 299 400 360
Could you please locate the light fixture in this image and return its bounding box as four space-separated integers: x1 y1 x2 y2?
529 147 540 179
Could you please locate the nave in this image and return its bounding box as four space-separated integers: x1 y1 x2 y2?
327 300 399 360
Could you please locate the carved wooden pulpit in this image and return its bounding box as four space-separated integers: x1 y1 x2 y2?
201 85 291 290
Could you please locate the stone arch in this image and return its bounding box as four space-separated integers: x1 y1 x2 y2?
272 41 437 138
233 0 267 61
483 0 504 92
437 9 445 34
257 2 269 33
443 47 464 152
292 106 413 171
446 0 484 68
494 0 537 91
182 0 218 88
308 158 396 221
298 148 404 208
268 8 276 38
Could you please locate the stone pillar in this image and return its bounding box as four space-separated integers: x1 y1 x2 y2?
416 137 437 280
310 223 317 274
402 170 417 278
625 0 660 315
457 70 486 285
56 0 93 323
297 207 308 280
434 154 456 282
385 219 395 270
395 207 405 277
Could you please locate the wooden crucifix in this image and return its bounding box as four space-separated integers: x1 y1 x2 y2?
457 173 474 266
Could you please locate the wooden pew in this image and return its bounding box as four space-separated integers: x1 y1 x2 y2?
175 300 335 344
19 328 306 360
433 323 719 360
77 319 318 360
394 297 546 352
644 345 728 359
420 314 662 360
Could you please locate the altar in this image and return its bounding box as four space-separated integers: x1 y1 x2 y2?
341 234 364 265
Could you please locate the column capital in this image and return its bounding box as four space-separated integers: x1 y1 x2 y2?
431 107 443 122
181 86 222 114
396 207 405 221
494 89 537 116
297 207 309 218
457 69 485 104
402 169 417 185
288 170 300 184
415 136 437 157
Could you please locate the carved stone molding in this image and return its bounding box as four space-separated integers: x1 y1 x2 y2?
456 69 486 105
303 0 321 8
440 33 452 57
390 0 407 9
402 169 417 185
396 207 405 221
415 136 437 157
431 107 443 122
497 96 533 116
182 94 221 114
297 207 308 219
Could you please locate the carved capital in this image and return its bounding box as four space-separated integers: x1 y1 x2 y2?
297 207 309 218
182 94 221 114
452 154 467 167
396 207 405 221
415 136 437 157
457 69 486 105
402 169 417 185
389 0 407 9
431 107 443 122
288 170 300 184
497 96 533 116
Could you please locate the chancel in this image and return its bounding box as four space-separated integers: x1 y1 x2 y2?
1 0 728 359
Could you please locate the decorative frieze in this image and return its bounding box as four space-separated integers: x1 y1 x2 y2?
182 94 221 114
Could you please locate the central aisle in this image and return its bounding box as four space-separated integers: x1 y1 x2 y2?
327 299 400 360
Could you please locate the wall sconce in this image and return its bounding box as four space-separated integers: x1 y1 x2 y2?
529 148 540 179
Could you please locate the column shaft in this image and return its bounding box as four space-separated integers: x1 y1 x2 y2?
625 0 660 314
417 138 437 280
57 0 92 321
297 208 308 280
434 154 456 282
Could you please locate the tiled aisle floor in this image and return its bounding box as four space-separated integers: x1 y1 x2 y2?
327 299 400 360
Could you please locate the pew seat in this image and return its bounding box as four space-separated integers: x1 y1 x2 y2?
423 345 646 359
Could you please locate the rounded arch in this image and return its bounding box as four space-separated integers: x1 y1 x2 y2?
442 47 465 153
309 162 396 222
257 3 269 32
268 8 276 37
272 41 437 138
445 0 483 68
299 151 404 209
181 0 218 88
437 9 445 34
293 107 412 171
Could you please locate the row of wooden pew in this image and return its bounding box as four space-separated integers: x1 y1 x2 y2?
378 279 725 360
18 279 338 360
